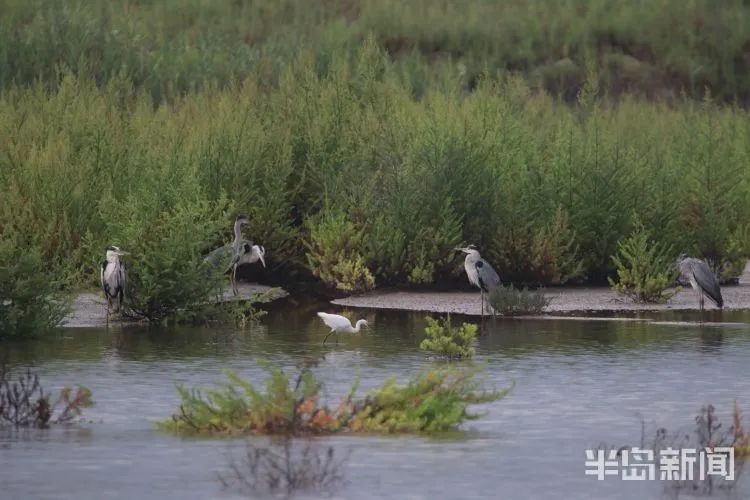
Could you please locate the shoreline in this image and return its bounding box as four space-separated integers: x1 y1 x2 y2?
332 264 750 317
62 283 287 328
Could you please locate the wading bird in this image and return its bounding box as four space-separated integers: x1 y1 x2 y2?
677 255 723 312
204 214 264 296
317 312 368 344
456 245 501 318
101 246 128 316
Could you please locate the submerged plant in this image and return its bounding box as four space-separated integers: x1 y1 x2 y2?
0 365 93 428
598 403 749 495
420 315 477 360
219 437 347 499
608 220 678 303
487 285 549 316
159 365 507 436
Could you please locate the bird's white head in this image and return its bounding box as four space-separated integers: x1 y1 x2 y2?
255 245 266 268
456 245 480 257
355 319 368 330
106 245 129 260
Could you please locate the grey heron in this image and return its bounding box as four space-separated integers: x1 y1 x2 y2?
203 214 260 296
456 245 501 318
317 312 368 344
101 246 128 316
677 255 723 311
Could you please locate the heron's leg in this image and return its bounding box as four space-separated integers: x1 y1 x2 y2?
231 265 238 296
323 330 334 344
480 290 485 319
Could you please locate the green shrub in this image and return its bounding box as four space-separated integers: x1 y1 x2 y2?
419 316 477 360
488 286 549 316
305 211 375 293
608 221 678 303
0 229 68 337
0 42 749 295
159 364 507 435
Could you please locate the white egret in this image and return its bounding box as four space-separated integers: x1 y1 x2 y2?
317 312 368 344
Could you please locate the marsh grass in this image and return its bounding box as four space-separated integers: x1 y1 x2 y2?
1 38 749 299
3 1 750 104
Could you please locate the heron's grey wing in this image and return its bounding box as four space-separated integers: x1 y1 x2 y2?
692 260 723 307
203 244 233 273
476 259 501 292
100 260 108 295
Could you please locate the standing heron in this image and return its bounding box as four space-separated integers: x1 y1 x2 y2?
317 312 368 344
101 245 128 316
203 214 253 296
456 245 501 318
677 255 723 312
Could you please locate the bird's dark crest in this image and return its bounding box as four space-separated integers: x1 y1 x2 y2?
106 245 117 252
236 213 249 220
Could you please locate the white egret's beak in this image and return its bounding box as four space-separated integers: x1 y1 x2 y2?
259 252 266 268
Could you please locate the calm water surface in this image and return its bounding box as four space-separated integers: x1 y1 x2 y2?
1 303 749 499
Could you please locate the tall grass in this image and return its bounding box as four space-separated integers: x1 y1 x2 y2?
2 0 750 102
0 43 748 293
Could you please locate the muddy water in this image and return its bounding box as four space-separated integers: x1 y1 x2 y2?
1 305 749 499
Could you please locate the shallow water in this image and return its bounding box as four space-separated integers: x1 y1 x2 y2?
1 303 749 499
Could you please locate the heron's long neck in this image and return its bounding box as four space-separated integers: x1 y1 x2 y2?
232 221 243 244
353 320 364 332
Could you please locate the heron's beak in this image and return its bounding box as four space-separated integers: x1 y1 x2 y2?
116 251 130 256
259 253 266 268
454 247 468 254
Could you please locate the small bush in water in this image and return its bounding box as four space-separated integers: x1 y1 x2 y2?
159 365 507 435
488 285 549 316
608 220 678 303
0 366 93 428
420 316 477 360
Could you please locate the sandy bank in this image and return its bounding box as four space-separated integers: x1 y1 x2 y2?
62 283 287 328
332 264 750 316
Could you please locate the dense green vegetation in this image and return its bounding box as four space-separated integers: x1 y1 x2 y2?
3 0 750 103
1 0 749 335
159 365 506 435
